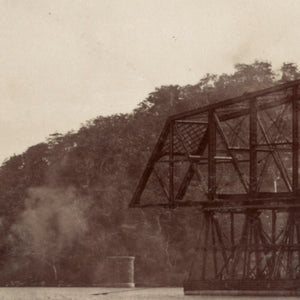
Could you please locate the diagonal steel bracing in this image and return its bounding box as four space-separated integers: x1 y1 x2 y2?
130 80 300 294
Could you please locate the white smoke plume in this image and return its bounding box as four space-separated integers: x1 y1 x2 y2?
10 186 89 282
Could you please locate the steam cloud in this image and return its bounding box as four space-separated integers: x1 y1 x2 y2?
9 186 89 283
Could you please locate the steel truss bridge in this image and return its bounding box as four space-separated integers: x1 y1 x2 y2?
130 79 300 295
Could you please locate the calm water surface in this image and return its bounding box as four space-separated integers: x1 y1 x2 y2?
0 287 297 300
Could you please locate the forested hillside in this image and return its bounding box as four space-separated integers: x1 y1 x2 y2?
0 61 298 286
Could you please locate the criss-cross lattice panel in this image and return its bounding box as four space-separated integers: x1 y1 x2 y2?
130 80 300 209
134 121 209 207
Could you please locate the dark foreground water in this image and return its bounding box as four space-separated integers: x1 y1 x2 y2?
0 288 298 300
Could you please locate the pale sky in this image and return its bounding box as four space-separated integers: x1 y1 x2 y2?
1 0 300 163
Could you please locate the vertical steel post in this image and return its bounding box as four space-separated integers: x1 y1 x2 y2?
230 212 235 246
250 98 258 196
201 213 210 279
211 216 218 278
296 215 300 268
169 121 174 205
271 210 277 270
287 212 295 279
208 110 216 200
253 216 261 278
292 85 299 192
242 218 249 278
246 220 253 278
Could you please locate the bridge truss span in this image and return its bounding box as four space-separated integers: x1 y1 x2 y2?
130 79 300 295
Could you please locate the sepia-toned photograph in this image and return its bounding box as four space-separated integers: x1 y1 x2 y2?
0 0 300 299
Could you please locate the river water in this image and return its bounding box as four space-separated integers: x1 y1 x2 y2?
0 288 297 300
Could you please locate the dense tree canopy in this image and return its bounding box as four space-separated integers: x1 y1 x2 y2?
0 61 299 286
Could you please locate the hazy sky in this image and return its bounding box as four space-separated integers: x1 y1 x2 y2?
1 0 300 163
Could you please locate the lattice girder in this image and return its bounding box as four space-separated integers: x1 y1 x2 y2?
130 80 300 210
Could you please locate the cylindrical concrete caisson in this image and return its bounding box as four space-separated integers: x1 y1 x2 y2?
105 256 135 287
